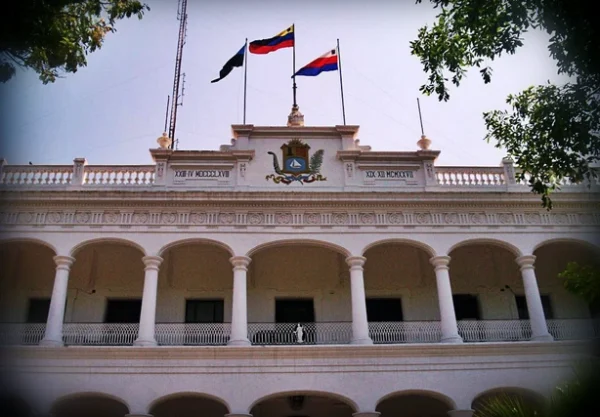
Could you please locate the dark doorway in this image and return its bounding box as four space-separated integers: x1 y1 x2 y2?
26 298 50 323
515 295 553 319
185 299 224 323
453 294 480 320
366 298 403 321
104 299 141 323
275 299 315 323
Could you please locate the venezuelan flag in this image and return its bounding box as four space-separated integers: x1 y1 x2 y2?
294 48 338 77
249 25 294 54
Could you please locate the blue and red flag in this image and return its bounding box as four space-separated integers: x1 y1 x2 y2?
249 25 294 54
294 48 338 77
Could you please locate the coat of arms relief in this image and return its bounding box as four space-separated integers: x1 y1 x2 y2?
266 138 326 184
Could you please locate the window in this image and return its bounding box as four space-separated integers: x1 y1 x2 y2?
366 298 403 321
185 300 224 323
26 298 50 323
275 299 315 323
104 299 141 323
453 294 480 320
515 295 553 320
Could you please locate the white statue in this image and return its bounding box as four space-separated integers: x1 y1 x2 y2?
294 323 304 343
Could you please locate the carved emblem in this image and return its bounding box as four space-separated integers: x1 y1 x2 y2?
266 138 326 184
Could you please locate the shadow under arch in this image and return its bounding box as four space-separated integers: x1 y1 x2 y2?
148 391 230 417
448 238 522 257
0 237 57 255
50 392 129 417
376 389 457 411
246 239 351 258
471 386 547 411
533 237 600 254
69 237 146 257
248 389 359 414
158 238 235 257
362 238 437 258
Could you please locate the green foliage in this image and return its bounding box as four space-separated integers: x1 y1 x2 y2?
411 0 600 208
474 394 545 417
558 261 600 305
0 0 149 84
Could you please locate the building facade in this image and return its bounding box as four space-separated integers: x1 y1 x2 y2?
0 120 599 417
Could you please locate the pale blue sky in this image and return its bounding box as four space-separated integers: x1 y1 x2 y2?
0 0 568 166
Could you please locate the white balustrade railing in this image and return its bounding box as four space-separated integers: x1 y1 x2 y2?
369 321 442 344
0 323 46 345
248 322 352 345
436 167 506 186
0 320 597 346
84 165 154 186
156 323 231 345
1 165 72 186
63 323 139 345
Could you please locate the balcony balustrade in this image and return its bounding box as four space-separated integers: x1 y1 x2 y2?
1 319 597 347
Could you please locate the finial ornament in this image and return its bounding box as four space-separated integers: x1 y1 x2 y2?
157 132 172 149
417 134 431 150
287 104 304 127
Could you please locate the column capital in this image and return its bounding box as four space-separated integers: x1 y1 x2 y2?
430 255 450 269
346 255 366 268
230 255 252 269
516 254 536 270
448 410 474 417
53 255 75 269
142 255 163 270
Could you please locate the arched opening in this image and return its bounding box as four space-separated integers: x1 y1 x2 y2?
363 242 438 343
250 391 357 417
150 393 229 417
534 240 600 319
448 241 522 342
0 241 56 329
248 241 350 345
0 392 34 417
51 393 129 417
67 241 145 345
376 391 454 417
156 241 233 345
472 388 547 415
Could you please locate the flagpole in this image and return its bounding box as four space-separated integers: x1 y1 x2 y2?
337 38 347 125
292 23 297 107
243 38 248 124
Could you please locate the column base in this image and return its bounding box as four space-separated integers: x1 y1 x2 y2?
225 414 252 417
125 414 153 417
531 333 554 342
133 338 157 347
39 338 64 347
441 335 463 344
350 337 373 345
448 409 474 417
228 338 251 346
353 412 381 417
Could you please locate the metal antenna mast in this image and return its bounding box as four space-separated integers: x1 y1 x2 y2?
167 0 188 149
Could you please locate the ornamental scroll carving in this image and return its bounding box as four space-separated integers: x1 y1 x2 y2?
0 208 597 228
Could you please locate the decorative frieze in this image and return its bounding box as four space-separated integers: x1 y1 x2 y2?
0 208 598 228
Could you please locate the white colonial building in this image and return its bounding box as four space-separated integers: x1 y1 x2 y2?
0 116 598 417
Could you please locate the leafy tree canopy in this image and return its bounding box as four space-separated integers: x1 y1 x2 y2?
558 261 600 305
0 0 149 84
411 0 600 208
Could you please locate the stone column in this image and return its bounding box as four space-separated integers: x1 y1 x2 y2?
40 256 75 347
229 256 251 346
448 410 474 417
430 255 463 343
346 256 373 345
516 255 553 341
134 256 163 346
